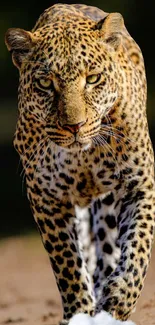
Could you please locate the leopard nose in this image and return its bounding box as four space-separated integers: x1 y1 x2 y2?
62 121 86 134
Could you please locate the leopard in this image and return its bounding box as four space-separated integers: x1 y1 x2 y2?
5 3 155 325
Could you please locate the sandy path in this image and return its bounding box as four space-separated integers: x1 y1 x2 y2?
0 234 155 325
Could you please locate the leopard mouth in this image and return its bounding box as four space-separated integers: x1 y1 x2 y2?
48 133 92 151
53 138 92 151
67 140 92 151
46 125 99 151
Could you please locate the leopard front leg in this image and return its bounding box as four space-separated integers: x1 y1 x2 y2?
32 197 95 323
95 189 155 320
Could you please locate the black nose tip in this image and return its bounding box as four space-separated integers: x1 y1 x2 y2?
62 121 86 134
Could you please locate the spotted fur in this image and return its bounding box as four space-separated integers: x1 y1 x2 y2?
5 3 155 323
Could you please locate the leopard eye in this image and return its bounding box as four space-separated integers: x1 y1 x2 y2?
36 78 53 90
86 73 101 84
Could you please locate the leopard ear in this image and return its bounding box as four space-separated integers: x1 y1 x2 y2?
96 13 124 49
5 28 37 69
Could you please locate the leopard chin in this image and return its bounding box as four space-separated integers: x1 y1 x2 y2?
55 139 92 152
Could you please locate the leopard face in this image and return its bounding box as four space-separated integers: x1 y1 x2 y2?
5 14 129 153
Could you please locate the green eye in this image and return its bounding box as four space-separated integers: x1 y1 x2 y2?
36 78 53 89
86 73 101 84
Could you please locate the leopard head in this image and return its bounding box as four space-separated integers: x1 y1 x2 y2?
5 13 127 153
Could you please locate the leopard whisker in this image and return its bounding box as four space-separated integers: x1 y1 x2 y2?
20 136 49 178
94 134 121 176
33 137 51 181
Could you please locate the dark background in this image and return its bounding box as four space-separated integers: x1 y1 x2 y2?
1 0 155 237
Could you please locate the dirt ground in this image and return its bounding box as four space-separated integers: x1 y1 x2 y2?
0 233 155 325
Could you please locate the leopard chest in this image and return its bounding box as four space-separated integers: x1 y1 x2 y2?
25 148 124 208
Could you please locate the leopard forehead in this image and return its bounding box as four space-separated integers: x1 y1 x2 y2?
26 18 116 78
